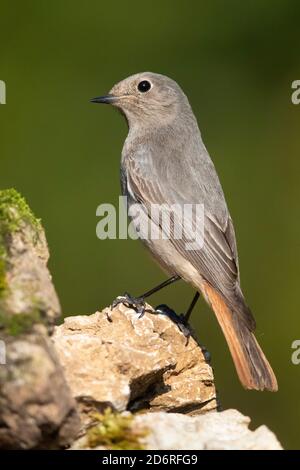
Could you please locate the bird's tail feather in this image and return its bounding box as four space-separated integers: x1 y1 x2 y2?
202 282 278 391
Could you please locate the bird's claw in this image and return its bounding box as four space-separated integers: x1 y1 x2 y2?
111 292 148 318
155 304 191 339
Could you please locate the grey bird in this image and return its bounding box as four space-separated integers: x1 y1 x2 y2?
91 72 278 391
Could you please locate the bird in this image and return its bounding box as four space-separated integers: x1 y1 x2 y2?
91 72 278 392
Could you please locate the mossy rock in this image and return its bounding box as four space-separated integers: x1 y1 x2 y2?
0 188 41 236
0 258 7 298
86 408 148 450
0 309 42 336
0 189 42 300
0 189 50 334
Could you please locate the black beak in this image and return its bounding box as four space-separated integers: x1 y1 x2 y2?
90 94 117 104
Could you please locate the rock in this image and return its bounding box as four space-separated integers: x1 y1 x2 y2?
71 408 282 450
0 189 80 449
136 409 282 450
0 189 61 331
52 303 217 423
0 330 80 449
54 305 282 450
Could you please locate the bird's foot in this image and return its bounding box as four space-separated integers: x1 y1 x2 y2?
155 304 191 339
111 292 150 318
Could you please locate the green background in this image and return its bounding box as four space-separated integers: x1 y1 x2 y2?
0 0 299 449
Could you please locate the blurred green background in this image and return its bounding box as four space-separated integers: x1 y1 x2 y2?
0 0 299 449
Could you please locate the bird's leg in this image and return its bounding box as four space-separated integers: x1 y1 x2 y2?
184 291 200 323
139 275 181 299
111 275 181 318
155 291 200 340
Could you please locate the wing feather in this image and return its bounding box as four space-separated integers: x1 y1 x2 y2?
125 154 256 330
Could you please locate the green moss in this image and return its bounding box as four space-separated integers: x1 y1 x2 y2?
86 408 148 450
0 190 45 334
0 189 42 300
0 257 7 298
0 240 8 299
0 310 41 336
0 188 41 236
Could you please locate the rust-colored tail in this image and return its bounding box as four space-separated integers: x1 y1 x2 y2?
202 282 278 391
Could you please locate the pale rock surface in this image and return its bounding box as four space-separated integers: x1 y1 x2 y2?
71 409 282 450
136 409 282 450
52 303 217 419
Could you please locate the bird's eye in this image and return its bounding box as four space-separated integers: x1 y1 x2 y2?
137 80 151 93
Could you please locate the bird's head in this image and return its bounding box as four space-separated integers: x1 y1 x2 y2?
91 72 190 128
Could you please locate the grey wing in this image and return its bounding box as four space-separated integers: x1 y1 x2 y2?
125 150 256 331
